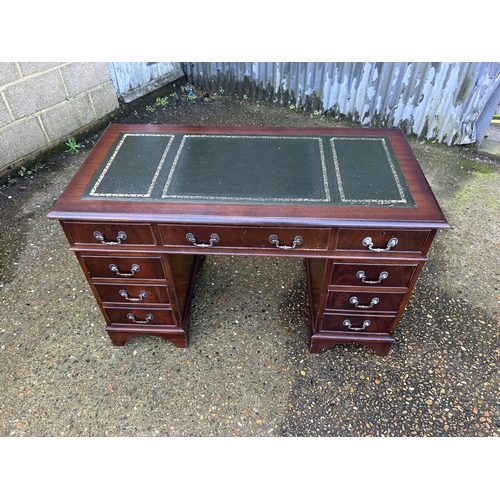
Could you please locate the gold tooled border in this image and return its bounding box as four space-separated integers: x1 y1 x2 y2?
89 133 175 198
330 137 408 205
161 135 331 203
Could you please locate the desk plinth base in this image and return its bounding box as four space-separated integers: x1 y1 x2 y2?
309 332 394 357
106 325 190 348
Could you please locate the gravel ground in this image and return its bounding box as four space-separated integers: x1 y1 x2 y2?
1 84 499 442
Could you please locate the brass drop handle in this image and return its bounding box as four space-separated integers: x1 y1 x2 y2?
127 313 154 324
343 319 371 331
109 263 140 277
269 234 303 249
119 289 148 302
356 270 388 284
350 296 380 309
186 232 219 247
94 230 127 245
362 237 398 252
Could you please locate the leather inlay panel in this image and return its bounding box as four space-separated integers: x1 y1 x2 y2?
85 133 175 197
80 130 415 208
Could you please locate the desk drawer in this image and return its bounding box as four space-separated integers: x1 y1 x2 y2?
65 222 156 246
105 307 176 326
322 313 396 334
331 263 417 288
336 229 429 253
326 290 405 312
81 255 165 280
158 224 330 251
94 283 170 305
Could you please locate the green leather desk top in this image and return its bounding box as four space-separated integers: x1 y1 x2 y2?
82 131 416 208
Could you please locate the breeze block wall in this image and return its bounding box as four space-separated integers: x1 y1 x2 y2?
0 62 120 177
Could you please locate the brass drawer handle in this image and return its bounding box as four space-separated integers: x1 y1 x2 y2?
109 263 140 277
343 319 371 331
186 232 219 247
119 289 147 302
269 234 303 249
362 237 398 252
350 296 380 309
127 313 154 324
356 270 388 284
94 230 127 245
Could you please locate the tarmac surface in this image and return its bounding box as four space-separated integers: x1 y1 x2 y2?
0 83 499 440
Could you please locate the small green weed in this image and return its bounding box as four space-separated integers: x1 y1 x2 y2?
18 165 32 177
155 96 169 106
65 137 81 154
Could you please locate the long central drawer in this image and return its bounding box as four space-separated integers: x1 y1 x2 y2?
158 224 331 250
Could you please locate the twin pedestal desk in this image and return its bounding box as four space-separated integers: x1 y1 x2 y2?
48 125 449 356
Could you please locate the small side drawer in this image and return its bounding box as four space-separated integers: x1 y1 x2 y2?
65 222 156 246
105 307 176 326
81 255 165 280
158 224 330 250
322 313 396 334
94 283 170 305
336 229 430 253
331 263 417 288
326 290 405 313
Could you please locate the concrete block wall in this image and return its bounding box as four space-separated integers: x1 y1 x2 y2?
0 62 120 177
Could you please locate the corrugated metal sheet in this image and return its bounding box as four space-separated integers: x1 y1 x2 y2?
109 62 184 103
183 62 500 145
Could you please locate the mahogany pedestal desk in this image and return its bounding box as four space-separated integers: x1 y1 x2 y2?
47 125 449 356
